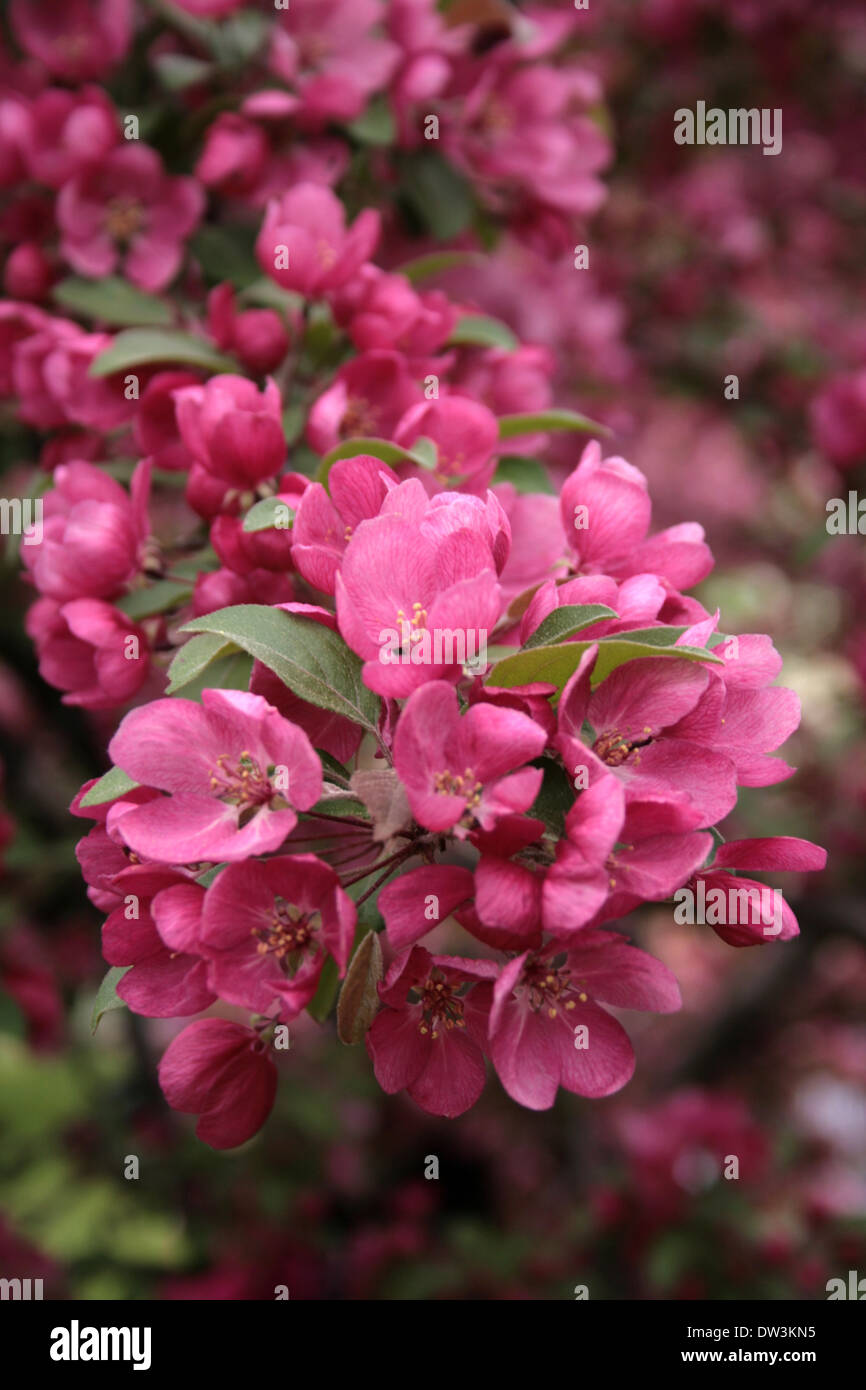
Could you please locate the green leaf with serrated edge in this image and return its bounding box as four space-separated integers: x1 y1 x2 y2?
497 409 610 439
90 967 130 1033
181 604 381 734
89 329 238 378
53 277 174 327
521 604 618 651
447 314 518 351
165 632 235 694
241 496 295 533
116 580 192 621
486 638 722 694
170 649 253 702
493 455 555 494
398 250 484 283
80 766 140 808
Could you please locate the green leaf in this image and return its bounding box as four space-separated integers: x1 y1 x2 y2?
79 766 140 808
528 761 575 839
493 455 555 494
0 993 25 1039
448 314 518 351
190 225 260 289
316 436 409 484
409 435 437 471
53 276 174 328
307 954 340 1024
90 967 130 1034
115 579 192 621
521 604 617 651
398 152 476 239
154 53 214 91
497 409 610 439
398 250 484 283
165 632 235 694
89 329 238 377
347 96 396 145
242 496 296 533
486 637 721 694
181 604 382 735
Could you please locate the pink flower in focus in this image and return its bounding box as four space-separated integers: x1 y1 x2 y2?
198 854 356 1019
366 948 496 1118
292 454 399 594
158 1019 278 1149
102 867 214 1017
393 396 500 492
108 689 322 864
488 932 681 1109
394 681 546 836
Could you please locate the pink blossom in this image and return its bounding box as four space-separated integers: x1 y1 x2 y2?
270 0 399 127
57 144 204 292
256 183 380 297
194 114 270 198
133 370 200 473
158 1019 278 1149
306 351 422 455
335 479 504 696
108 689 322 864
206 284 290 377
488 932 681 1108
292 454 399 594
102 868 214 1017
26 597 150 710
810 369 866 470
366 948 496 1118
393 396 500 492
394 681 546 836
687 836 826 947
174 374 285 488
20 86 118 188
10 0 133 82
22 459 151 602
198 854 355 1019
13 322 134 431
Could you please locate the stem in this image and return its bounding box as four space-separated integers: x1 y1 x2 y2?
354 857 413 907
340 844 415 889
301 809 370 828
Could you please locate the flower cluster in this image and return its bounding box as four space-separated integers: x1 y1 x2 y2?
1 0 827 1148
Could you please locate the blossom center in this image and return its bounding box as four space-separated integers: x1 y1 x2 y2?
209 750 286 824
433 766 482 807
416 972 466 1039
105 196 144 243
522 956 587 1019
341 396 378 437
593 727 653 767
252 901 322 968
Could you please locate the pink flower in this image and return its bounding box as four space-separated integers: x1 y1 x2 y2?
270 0 399 127
158 1019 278 1149
26 598 150 710
206 284 290 377
292 453 399 594
555 646 738 829
108 689 322 864
3 242 53 301
102 867 214 1017
195 114 270 198
488 932 681 1109
21 86 118 188
306 350 422 455
366 948 496 1118
22 459 151 602
57 144 204 292
198 854 355 1019
10 0 133 82
560 441 713 590
335 479 504 696
133 370 201 473
13 322 134 431
256 182 380 298
686 836 826 947
191 567 295 615
332 265 458 361
394 681 546 835
174 374 286 488
393 396 500 492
